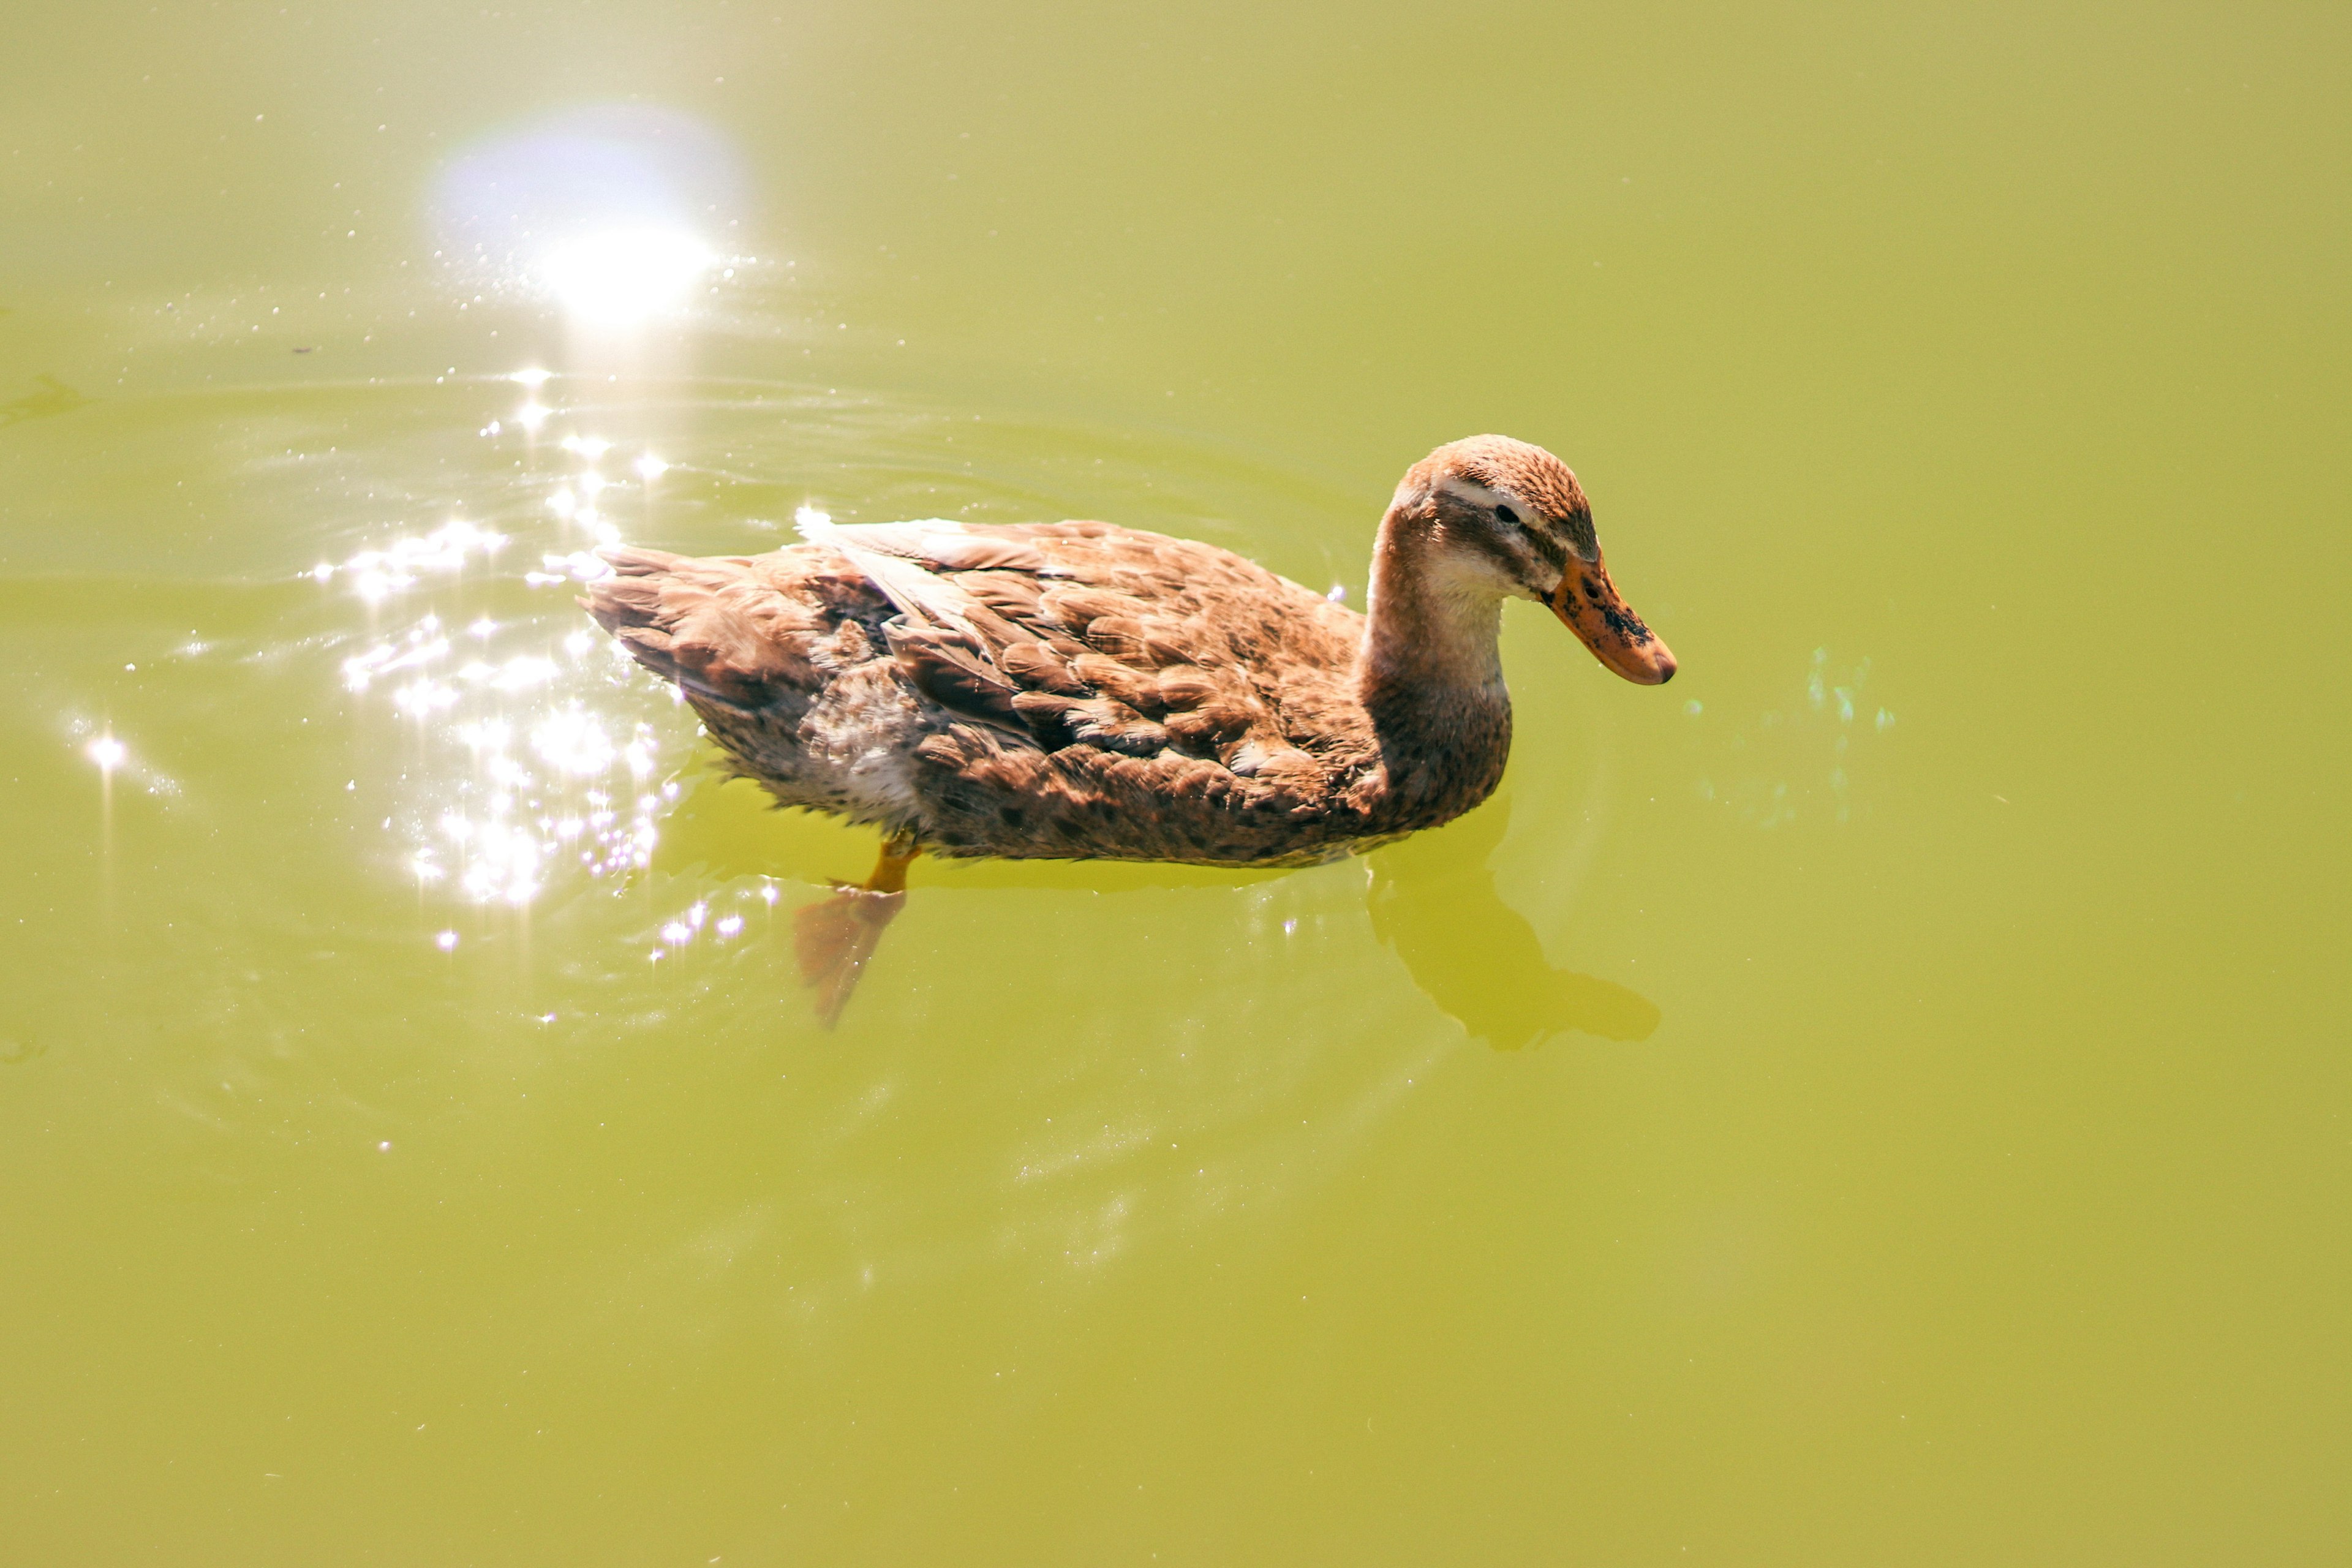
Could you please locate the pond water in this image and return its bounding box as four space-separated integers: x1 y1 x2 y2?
3 3 2346 1562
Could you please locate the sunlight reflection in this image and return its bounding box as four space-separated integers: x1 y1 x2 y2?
315 520 506 606
637 883 781 963
431 103 745 325
540 228 715 326
314 382 705 923
66 715 179 802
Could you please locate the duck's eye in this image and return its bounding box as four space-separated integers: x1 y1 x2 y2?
1494 504 1520 526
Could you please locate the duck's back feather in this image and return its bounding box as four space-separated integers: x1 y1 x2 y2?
584 521 1414 862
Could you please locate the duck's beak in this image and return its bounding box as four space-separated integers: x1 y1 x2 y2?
1550 556 1678 685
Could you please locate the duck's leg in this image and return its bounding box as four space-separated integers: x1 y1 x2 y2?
792 831 920 1027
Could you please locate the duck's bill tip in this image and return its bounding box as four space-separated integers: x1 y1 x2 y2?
1589 634 1678 685
1550 565 1678 685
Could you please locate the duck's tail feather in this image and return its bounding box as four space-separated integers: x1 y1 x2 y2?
580 546 824 710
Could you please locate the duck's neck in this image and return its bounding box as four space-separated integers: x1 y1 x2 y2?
1355 508 1513 827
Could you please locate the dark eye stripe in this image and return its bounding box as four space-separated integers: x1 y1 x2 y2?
1520 526 1569 572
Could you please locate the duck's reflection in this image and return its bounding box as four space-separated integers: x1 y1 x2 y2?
1365 794 1660 1049
658 771 1660 1042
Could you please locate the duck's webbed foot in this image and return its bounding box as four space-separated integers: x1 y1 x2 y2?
793 831 919 1027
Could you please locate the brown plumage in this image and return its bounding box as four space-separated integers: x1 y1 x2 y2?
582 435 1676 874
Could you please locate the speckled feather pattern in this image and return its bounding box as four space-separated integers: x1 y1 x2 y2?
583 518 1507 865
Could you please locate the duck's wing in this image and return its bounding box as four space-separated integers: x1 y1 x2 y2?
582 527 1062 727
795 516 1068 584
805 518 1367 774
586 521 1375 849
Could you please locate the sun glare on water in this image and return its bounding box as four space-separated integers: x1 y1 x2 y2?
538 228 715 326
307 386 711 921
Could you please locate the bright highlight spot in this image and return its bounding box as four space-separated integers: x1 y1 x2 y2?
435 930 461 952
634 453 669 480
324 521 508 616
311 371 698 924
532 707 617 775
87 736 127 771
540 229 714 325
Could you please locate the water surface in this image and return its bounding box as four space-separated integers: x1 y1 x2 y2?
2 3 2346 1562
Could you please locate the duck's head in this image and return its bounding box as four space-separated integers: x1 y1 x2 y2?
1390 434 1677 685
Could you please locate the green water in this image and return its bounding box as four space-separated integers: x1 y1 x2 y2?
4 3 2347 1561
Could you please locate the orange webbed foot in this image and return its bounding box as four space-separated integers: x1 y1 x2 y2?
791 834 918 1027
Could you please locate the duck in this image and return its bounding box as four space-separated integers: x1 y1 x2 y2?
583 434 1676 1021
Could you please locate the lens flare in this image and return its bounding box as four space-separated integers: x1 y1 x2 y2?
538 229 714 325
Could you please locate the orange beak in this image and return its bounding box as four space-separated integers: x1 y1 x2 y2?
1550 554 1678 685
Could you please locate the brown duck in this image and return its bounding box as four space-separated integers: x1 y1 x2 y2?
584 434 1676 1021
